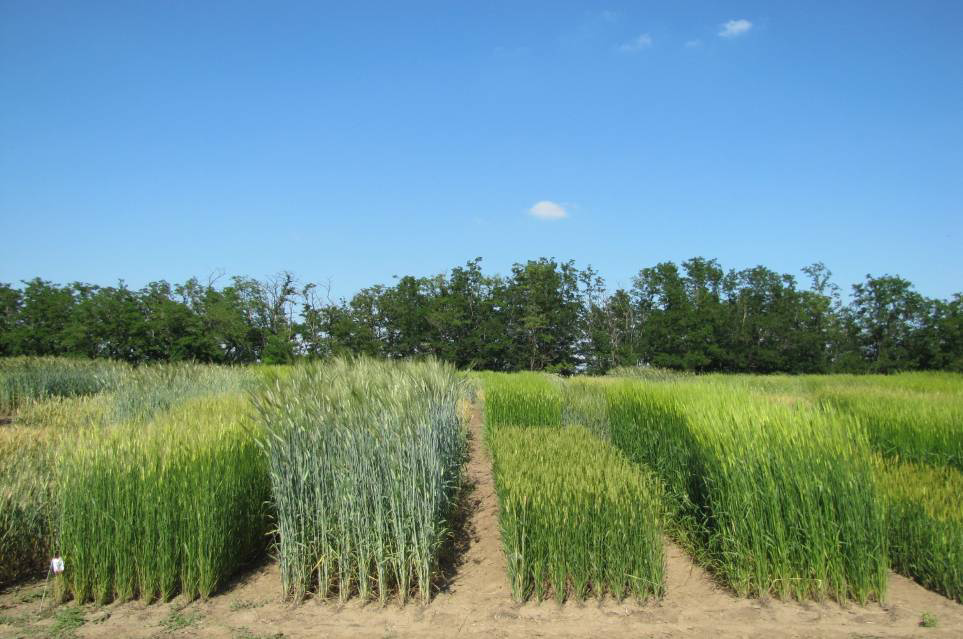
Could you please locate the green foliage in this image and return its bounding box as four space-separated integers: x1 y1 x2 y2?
0 284 21 357
261 333 295 365
850 274 927 372
920 612 939 628
0 274 303 364
253 357 466 604
488 424 665 603
605 379 888 602
56 394 270 603
502 259 583 372
2 256 962 373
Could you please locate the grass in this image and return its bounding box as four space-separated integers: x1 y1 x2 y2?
0 605 86 639
159 608 203 632
50 606 86 638
920 611 939 628
0 612 28 628
487 423 665 603
229 598 262 611
56 394 270 603
604 379 888 603
253 357 467 604
235 630 285 639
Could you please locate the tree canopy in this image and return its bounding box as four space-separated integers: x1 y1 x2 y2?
2 258 960 373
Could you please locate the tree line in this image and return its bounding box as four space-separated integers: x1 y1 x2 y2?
1 257 961 373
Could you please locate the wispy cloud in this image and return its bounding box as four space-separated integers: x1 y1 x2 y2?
719 19 752 38
684 39 703 48
618 33 653 53
600 10 618 23
528 200 569 220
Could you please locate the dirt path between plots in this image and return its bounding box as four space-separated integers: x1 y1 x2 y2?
1 402 962 638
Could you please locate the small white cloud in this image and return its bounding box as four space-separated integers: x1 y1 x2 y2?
529 200 569 220
685 39 703 48
719 19 752 38
618 33 653 53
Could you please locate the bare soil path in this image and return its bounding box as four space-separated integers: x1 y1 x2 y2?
1 402 961 638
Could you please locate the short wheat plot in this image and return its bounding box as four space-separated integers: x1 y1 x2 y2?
3 357 961 613
0 427 52 586
878 460 963 603
254 358 466 604
0 357 128 588
480 371 564 428
57 394 270 603
0 357 127 414
605 380 888 603
488 425 665 603
483 373 665 603
816 385 963 472
754 373 963 602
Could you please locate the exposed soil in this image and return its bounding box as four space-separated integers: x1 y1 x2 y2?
1 403 961 638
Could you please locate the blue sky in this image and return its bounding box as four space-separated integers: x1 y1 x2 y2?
1 1 961 300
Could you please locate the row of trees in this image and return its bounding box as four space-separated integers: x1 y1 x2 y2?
2 258 961 373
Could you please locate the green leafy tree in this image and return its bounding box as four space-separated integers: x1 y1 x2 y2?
425 259 507 369
726 266 802 373
1 260 960 373
501 259 582 372
379 276 432 358
140 281 210 361
632 261 688 369
10 279 76 356
851 274 926 372
0 283 23 356
794 262 844 373
936 294 963 371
